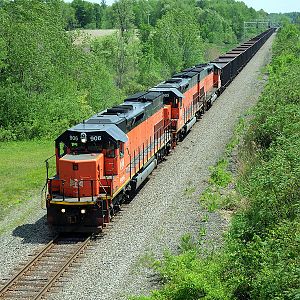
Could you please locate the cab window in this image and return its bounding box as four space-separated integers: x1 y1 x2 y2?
106 142 115 158
119 142 124 158
171 98 179 108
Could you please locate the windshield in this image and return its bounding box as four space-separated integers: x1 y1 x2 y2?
69 142 103 154
68 140 116 158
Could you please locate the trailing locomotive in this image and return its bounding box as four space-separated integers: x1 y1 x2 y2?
45 28 275 232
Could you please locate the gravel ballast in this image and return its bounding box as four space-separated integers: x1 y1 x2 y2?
0 34 275 299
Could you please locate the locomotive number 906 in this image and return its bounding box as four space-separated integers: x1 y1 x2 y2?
90 136 102 142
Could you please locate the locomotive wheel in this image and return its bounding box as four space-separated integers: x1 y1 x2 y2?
165 144 171 155
196 111 202 120
178 131 184 142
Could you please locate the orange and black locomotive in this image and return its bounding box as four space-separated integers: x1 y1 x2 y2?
45 28 275 232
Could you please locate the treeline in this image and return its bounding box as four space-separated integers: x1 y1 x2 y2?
269 12 300 25
0 0 267 141
133 24 300 300
64 0 267 41
0 0 120 140
64 0 300 33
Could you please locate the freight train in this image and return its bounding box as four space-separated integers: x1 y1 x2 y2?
45 28 275 232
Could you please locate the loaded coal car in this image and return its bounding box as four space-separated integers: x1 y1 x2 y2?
211 28 276 89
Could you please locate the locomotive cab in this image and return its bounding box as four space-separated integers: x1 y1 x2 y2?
149 87 185 132
211 64 222 89
46 123 128 232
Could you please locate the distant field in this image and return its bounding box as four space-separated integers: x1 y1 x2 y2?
71 29 117 44
78 29 117 38
0 140 55 221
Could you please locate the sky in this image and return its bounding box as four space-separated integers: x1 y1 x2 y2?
67 0 300 14
241 0 300 13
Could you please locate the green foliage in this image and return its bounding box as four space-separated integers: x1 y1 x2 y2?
132 250 229 300
200 188 239 212
209 159 232 187
61 1 77 30
227 220 300 299
199 157 235 212
92 33 142 93
0 0 120 141
225 24 300 299
70 0 106 29
111 0 134 36
152 7 203 74
138 41 167 88
269 12 300 26
0 7 7 70
197 0 267 40
198 8 237 44
225 117 245 155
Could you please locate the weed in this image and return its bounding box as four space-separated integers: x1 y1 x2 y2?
179 233 196 252
184 186 196 197
199 188 221 212
136 251 157 269
201 214 209 222
199 226 206 238
209 159 232 188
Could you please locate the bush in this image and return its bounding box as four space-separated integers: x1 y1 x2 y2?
225 24 300 299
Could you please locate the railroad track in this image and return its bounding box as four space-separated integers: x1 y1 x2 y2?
0 234 92 300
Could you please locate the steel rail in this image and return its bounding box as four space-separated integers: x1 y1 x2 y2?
0 235 91 300
33 235 91 300
0 236 58 297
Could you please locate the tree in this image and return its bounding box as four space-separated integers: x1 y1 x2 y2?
196 0 267 40
0 0 121 140
94 3 101 28
61 2 77 30
152 7 203 73
198 8 237 44
0 7 8 71
92 32 141 92
112 0 134 38
71 0 95 28
101 4 114 28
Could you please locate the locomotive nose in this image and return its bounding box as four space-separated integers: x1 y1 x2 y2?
58 153 104 198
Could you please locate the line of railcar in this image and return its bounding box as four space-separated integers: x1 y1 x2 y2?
45 28 275 233
211 28 275 89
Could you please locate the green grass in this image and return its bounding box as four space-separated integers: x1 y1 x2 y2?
0 140 55 221
209 159 232 188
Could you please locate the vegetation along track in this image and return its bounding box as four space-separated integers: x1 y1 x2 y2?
0 234 93 300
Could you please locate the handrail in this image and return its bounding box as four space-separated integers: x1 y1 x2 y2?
47 177 110 203
41 154 56 209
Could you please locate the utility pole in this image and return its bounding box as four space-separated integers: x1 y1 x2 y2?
243 20 272 40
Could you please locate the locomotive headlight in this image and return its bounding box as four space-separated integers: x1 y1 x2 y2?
61 208 66 213
80 132 87 144
80 209 86 214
